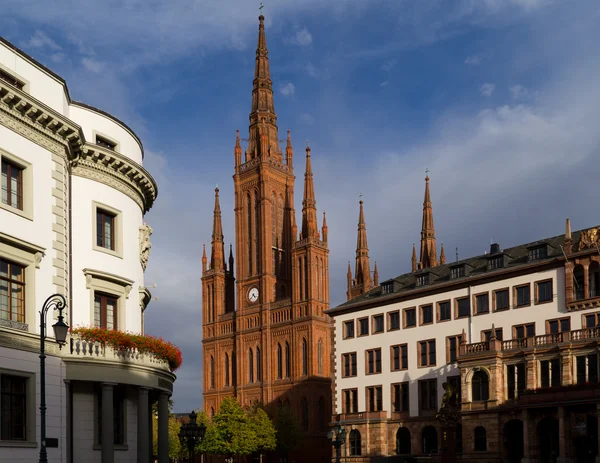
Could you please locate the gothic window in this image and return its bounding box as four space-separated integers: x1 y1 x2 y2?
316 259 320 300
317 339 323 375
256 346 262 382
302 338 308 376
209 356 215 389
225 353 230 387
301 397 309 430
277 343 283 379
254 190 260 273
247 193 252 276
232 351 236 386
271 192 276 244
285 341 291 378
349 429 362 456
277 195 283 244
248 348 254 383
304 257 309 300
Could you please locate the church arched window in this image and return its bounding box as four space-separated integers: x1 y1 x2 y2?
277 343 283 379
302 338 308 376
285 341 291 378
248 348 254 383
317 339 323 375
224 353 230 387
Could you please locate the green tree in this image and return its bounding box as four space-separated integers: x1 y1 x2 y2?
204 397 256 458
248 404 277 461
273 405 300 462
152 414 185 459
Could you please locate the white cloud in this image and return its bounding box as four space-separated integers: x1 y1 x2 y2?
299 113 315 125
279 82 296 96
50 52 66 63
380 81 389 87
464 55 482 65
82 57 104 73
305 62 320 78
292 27 313 46
479 82 496 96
381 59 397 71
510 84 530 100
22 30 61 50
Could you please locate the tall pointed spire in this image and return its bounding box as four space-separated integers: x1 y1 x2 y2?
211 187 225 271
234 129 242 166
229 243 234 273
419 171 438 269
301 145 319 239
286 130 294 169
440 244 446 265
411 243 417 272
322 211 328 243
373 261 379 287
247 14 279 160
355 198 371 289
202 244 207 271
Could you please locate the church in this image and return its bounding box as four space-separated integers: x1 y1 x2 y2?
201 14 332 461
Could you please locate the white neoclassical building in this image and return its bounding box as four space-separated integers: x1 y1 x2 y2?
0 37 176 462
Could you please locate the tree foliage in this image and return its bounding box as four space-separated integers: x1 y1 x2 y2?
273 405 300 459
152 413 185 459
249 404 277 456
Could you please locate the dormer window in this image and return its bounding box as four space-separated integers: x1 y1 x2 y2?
416 273 429 287
381 281 394 295
488 256 504 270
528 245 548 261
450 265 465 279
0 69 25 90
96 135 116 151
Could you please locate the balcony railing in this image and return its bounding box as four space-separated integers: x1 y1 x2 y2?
460 327 600 357
66 335 171 372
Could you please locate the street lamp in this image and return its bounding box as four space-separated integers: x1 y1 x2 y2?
178 410 207 462
39 294 69 463
328 423 346 463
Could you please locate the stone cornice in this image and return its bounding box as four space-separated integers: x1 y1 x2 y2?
0 82 157 212
0 327 62 356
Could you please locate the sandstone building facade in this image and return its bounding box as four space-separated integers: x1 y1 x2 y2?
201 15 332 461
329 175 600 462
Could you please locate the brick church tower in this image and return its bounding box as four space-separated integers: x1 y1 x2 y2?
202 14 332 461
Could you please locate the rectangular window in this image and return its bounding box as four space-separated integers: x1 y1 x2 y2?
547 317 570 334
343 320 355 339
391 344 408 371
489 256 504 270
576 354 598 384
1 159 24 210
536 280 553 303
342 353 357 378
96 135 117 151
367 386 383 412
446 335 462 363
507 363 527 399
358 318 369 336
494 289 509 311
381 282 394 294
419 378 437 413
372 314 384 333
438 300 451 321
0 69 25 90
529 246 548 261
392 382 409 412
96 209 116 250
416 273 429 286
97 387 125 445
94 293 118 330
420 304 433 325
514 323 535 339
540 358 561 388
515 284 531 307
388 311 400 331
0 258 26 323
450 266 465 279
404 308 416 328
0 374 27 440
343 389 358 414
482 328 503 342
475 293 489 315
366 348 382 374
585 313 600 328
456 297 470 318
418 339 436 367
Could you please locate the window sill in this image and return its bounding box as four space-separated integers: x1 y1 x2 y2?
535 299 553 306
93 244 123 259
0 440 37 448
93 444 129 451
0 201 33 221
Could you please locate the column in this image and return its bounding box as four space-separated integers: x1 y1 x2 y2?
557 406 567 463
157 392 170 463
137 388 150 463
101 383 115 463
522 410 532 463
65 380 72 463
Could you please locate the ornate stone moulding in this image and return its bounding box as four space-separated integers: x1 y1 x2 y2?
0 82 157 212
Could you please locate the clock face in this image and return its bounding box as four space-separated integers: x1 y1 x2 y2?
248 287 259 303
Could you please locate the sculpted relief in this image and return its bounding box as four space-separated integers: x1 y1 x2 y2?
139 223 153 272
579 228 600 251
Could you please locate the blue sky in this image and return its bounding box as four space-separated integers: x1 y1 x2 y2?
3 0 600 412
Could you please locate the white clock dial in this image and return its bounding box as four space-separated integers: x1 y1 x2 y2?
249 287 259 303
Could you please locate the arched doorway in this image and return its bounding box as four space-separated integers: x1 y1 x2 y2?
503 419 524 463
538 417 559 463
573 413 598 463
396 427 411 455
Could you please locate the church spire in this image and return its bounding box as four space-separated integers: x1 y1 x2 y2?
355 198 371 289
234 129 242 167
411 243 417 272
373 261 379 287
419 171 437 269
211 187 225 271
286 130 294 169
202 244 207 272
247 14 279 160
440 243 446 265
322 211 328 243
301 145 319 239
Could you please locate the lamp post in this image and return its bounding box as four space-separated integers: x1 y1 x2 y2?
328 423 346 463
178 410 207 463
39 294 69 463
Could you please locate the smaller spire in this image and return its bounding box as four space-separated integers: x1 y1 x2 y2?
411 244 417 273
322 211 328 243
301 144 318 239
211 187 225 270
566 218 572 240
564 218 572 254
374 261 379 286
286 130 293 168
234 129 242 166
202 244 207 271
440 244 446 265
228 243 234 273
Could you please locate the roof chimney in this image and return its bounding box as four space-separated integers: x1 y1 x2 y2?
490 243 500 254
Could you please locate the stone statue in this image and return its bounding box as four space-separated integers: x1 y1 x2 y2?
139 223 153 272
579 228 599 251
437 381 460 425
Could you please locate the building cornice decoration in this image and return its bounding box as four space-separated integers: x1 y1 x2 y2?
0 232 46 269
83 268 134 299
0 328 61 355
0 83 157 213
139 286 152 312
579 228 600 251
